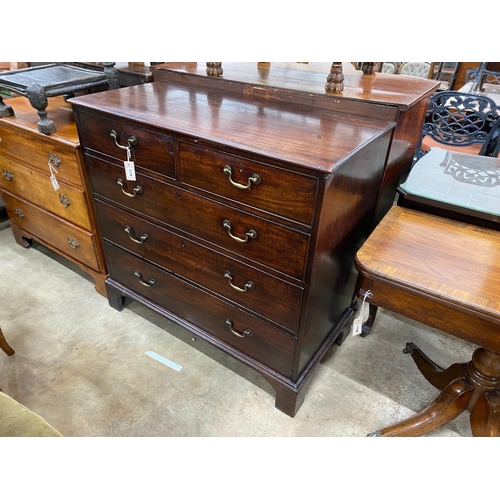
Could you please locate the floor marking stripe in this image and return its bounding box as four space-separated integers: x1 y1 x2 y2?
145 351 182 371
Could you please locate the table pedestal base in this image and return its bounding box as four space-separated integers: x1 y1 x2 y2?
368 343 500 437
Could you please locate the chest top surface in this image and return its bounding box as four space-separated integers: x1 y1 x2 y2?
70 81 394 173
0 95 79 146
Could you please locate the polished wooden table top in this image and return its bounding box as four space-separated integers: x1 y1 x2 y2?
152 62 440 110
355 206 500 326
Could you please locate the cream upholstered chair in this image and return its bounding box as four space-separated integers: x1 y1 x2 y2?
381 62 397 74
399 62 431 78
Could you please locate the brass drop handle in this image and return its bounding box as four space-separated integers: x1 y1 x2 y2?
117 178 142 197
14 207 24 218
110 129 138 151
224 318 252 338
224 271 255 292
134 271 156 287
3 168 13 181
125 226 148 244
223 165 261 190
222 219 257 243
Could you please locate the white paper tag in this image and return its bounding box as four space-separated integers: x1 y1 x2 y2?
352 316 364 336
124 160 136 181
50 173 60 191
351 289 372 336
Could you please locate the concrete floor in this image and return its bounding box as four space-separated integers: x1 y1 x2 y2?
0 218 477 437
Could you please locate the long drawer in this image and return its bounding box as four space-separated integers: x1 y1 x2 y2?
0 156 92 231
95 198 303 333
87 154 310 279
0 124 83 188
105 242 296 377
76 109 175 179
178 140 318 225
2 191 101 270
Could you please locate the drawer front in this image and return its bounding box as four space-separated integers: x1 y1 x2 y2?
0 124 83 187
95 199 303 333
76 110 175 179
105 242 296 378
87 155 310 279
2 191 101 271
0 156 92 231
179 141 318 225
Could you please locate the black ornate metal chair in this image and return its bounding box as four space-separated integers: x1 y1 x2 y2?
359 90 500 336
466 62 500 92
398 90 500 208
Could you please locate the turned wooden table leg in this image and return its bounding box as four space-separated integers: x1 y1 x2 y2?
0 327 15 356
403 342 467 390
368 378 473 437
325 62 344 94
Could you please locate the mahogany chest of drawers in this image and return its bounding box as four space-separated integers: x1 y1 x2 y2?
0 96 107 295
71 81 395 416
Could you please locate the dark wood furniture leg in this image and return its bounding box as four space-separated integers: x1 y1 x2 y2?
0 327 15 356
369 346 500 437
361 303 379 336
0 95 14 117
26 82 56 135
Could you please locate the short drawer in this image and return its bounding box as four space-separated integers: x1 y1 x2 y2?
76 109 175 179
0 124 83 188
87 155 310 280
95 199 303 333
0 157 93 231
105 242 297 378
2 191 102 271
179 141 318 225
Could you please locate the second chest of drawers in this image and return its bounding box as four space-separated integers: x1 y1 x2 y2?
0 96 107 296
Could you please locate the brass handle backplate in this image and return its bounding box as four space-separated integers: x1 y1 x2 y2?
222 219 257 243
125 226 148 244
117 178 142 197
134 271 156 287
224 318 252 338
59 194 70 208
223 165 261 190
48 152 62 169
68 237 79 249
3 168 13 181
224 270 255 292
110 129 137 151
